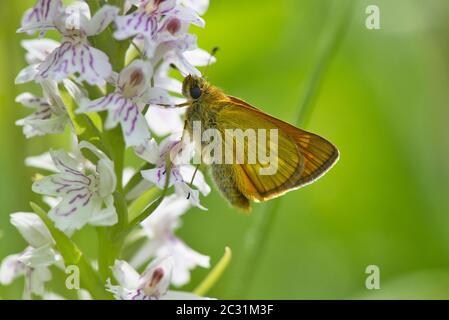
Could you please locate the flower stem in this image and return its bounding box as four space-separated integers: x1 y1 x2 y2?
194 247 232 296
235 2 353 298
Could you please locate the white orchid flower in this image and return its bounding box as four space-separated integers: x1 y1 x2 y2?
130 194 210 286
107 257 211 300
15 80 70 138
136 136 210 209
0 213 62 299
25 1 119 85
32 141 118 234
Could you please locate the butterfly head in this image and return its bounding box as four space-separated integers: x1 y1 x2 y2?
182 75 208 101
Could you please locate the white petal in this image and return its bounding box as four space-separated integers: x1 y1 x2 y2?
113 11 157 41
174 183 207 210
42 292 65 300
78 94 151 147
10 212 54 248
78 289 92 300
38 40 112 86
111 260 140 289
62 79 87 102
15 92 46 109
180 165 211 196
119 103 151 147
26 266 52 298
141 87 172 105
141 165 172 189
180 0 209 15
32 174 88 197
85 5 119 36
19 245 58 268
158 0 177 13
0 254 25 285
141 194 191 235
15 64 40 84
149 237 209 287
88 195 118 227
134 138 159 164
77 94 117 113
145 106 185 136
167 6 205 28
138 256 173 298
165 51 201 77
19 0 63 35
118 59 153 98
17 115 67 138
22 38 60 64
50 149 82 173
25 152 57 172
106 282 146 300
184 48 216 66
48 192 100 233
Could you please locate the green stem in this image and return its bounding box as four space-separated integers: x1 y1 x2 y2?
123 162 154 195
236 2 353 298
85 0 130 292
113 160 172 241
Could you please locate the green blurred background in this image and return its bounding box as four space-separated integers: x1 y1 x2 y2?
1 0 449 299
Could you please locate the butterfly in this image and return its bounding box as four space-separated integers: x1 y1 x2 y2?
178 75 339 211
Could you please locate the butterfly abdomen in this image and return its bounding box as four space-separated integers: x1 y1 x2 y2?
211 164 251 212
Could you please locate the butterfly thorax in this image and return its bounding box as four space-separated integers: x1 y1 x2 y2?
184 80 227 138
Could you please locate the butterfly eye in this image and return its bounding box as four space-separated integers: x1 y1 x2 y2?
190 86 202 99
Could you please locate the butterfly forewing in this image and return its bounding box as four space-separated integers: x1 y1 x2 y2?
216 96 339 201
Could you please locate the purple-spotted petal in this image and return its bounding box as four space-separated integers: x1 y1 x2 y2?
15 92 48 109
18 0 63 35
141 164 182 189
48 191 100 232
38 40 112 85
32 173 90 197
120 103 150 147
113 11 157 41
78 93 150 146
50 149 82 174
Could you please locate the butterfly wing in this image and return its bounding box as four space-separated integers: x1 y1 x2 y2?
216 96 339 202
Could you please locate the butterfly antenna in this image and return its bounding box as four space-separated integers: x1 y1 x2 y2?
189 164 200 187
203 46 219 78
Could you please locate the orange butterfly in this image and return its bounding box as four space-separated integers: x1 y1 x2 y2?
180 75 339 211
